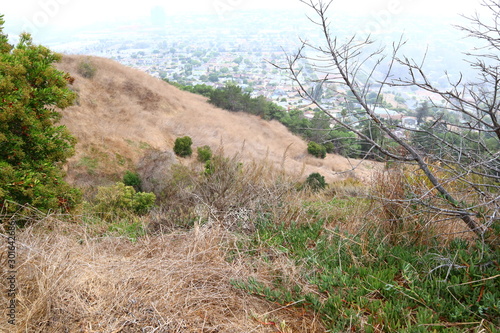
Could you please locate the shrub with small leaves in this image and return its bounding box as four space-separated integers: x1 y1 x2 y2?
132 191 157 215
305 172 327 191
324 142 335 154
173 136 193 157
204 159 215 175
94 182 156 219
307 141 326 159
0 20 81 215
197 145 212 163
123 170 141 191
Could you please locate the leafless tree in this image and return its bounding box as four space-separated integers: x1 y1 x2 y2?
278 0 500 240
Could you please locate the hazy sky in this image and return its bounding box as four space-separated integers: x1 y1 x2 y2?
1 0 489 40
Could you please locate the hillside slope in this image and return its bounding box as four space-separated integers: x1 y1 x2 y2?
56 55 378 187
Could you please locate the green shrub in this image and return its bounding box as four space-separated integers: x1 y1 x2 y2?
173 136 193 157
77 59 97 79
197 145 212 163
305 172 327 191
307 141 326 159
94 182 155 219
204 159 215 175
123 171 141 191
324 142 335 153
0 23 81 215
132 191 157 215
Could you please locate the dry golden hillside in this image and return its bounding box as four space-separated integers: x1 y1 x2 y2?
56 55 379 187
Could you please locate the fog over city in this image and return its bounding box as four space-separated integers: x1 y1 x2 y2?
1 0 493 109
2 0 487 40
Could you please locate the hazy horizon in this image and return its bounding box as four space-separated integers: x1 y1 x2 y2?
2 0 489 43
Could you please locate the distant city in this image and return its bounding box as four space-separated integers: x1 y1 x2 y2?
41 8 480 114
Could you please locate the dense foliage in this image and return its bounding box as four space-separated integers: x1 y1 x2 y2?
307 141 326 158
304 172 327 191
0 17 80 213
173 136 193 157
123 170 142 191
208 83 282 119
94 182 156 219
196 145 212 163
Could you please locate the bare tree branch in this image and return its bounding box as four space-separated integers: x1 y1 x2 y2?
277 0 500 239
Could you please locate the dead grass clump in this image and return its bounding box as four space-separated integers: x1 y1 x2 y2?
326 176 369 198
0 214 325 333
147 164 200 232
366 166 479 246
149 149 299 232
136 149 179 194
77 58 97 79
367 168 436 245
122 80 161 110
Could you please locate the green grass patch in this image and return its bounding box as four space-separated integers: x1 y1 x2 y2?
106 218 145 241
80 204 147 242
76 156 99 174
115 153 132 167
233 218 500 332
125 139 152 150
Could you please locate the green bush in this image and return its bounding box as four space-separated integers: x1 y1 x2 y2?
132 191 157 215
305 172 327 191
204 159 214 175
197 145 212 163
307 141 327 159
94 182 155 219
173 136 193 157
123 171 141 191
324 142 335 154
77 59 97 79
0 20 81 215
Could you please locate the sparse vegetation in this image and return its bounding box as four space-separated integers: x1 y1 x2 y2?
151 150 294 231
171 81 365 158
3 153 499 331
1 10 499 333
77 58 97 78
282 0 500 241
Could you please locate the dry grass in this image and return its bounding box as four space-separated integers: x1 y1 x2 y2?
0 157 481 332
0 214 325 333
1 53 489 333
56 55 381 188
367 167 477 246
0 151 364 333
137 145 304 233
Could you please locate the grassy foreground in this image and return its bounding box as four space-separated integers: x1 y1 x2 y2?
1 155 499 332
